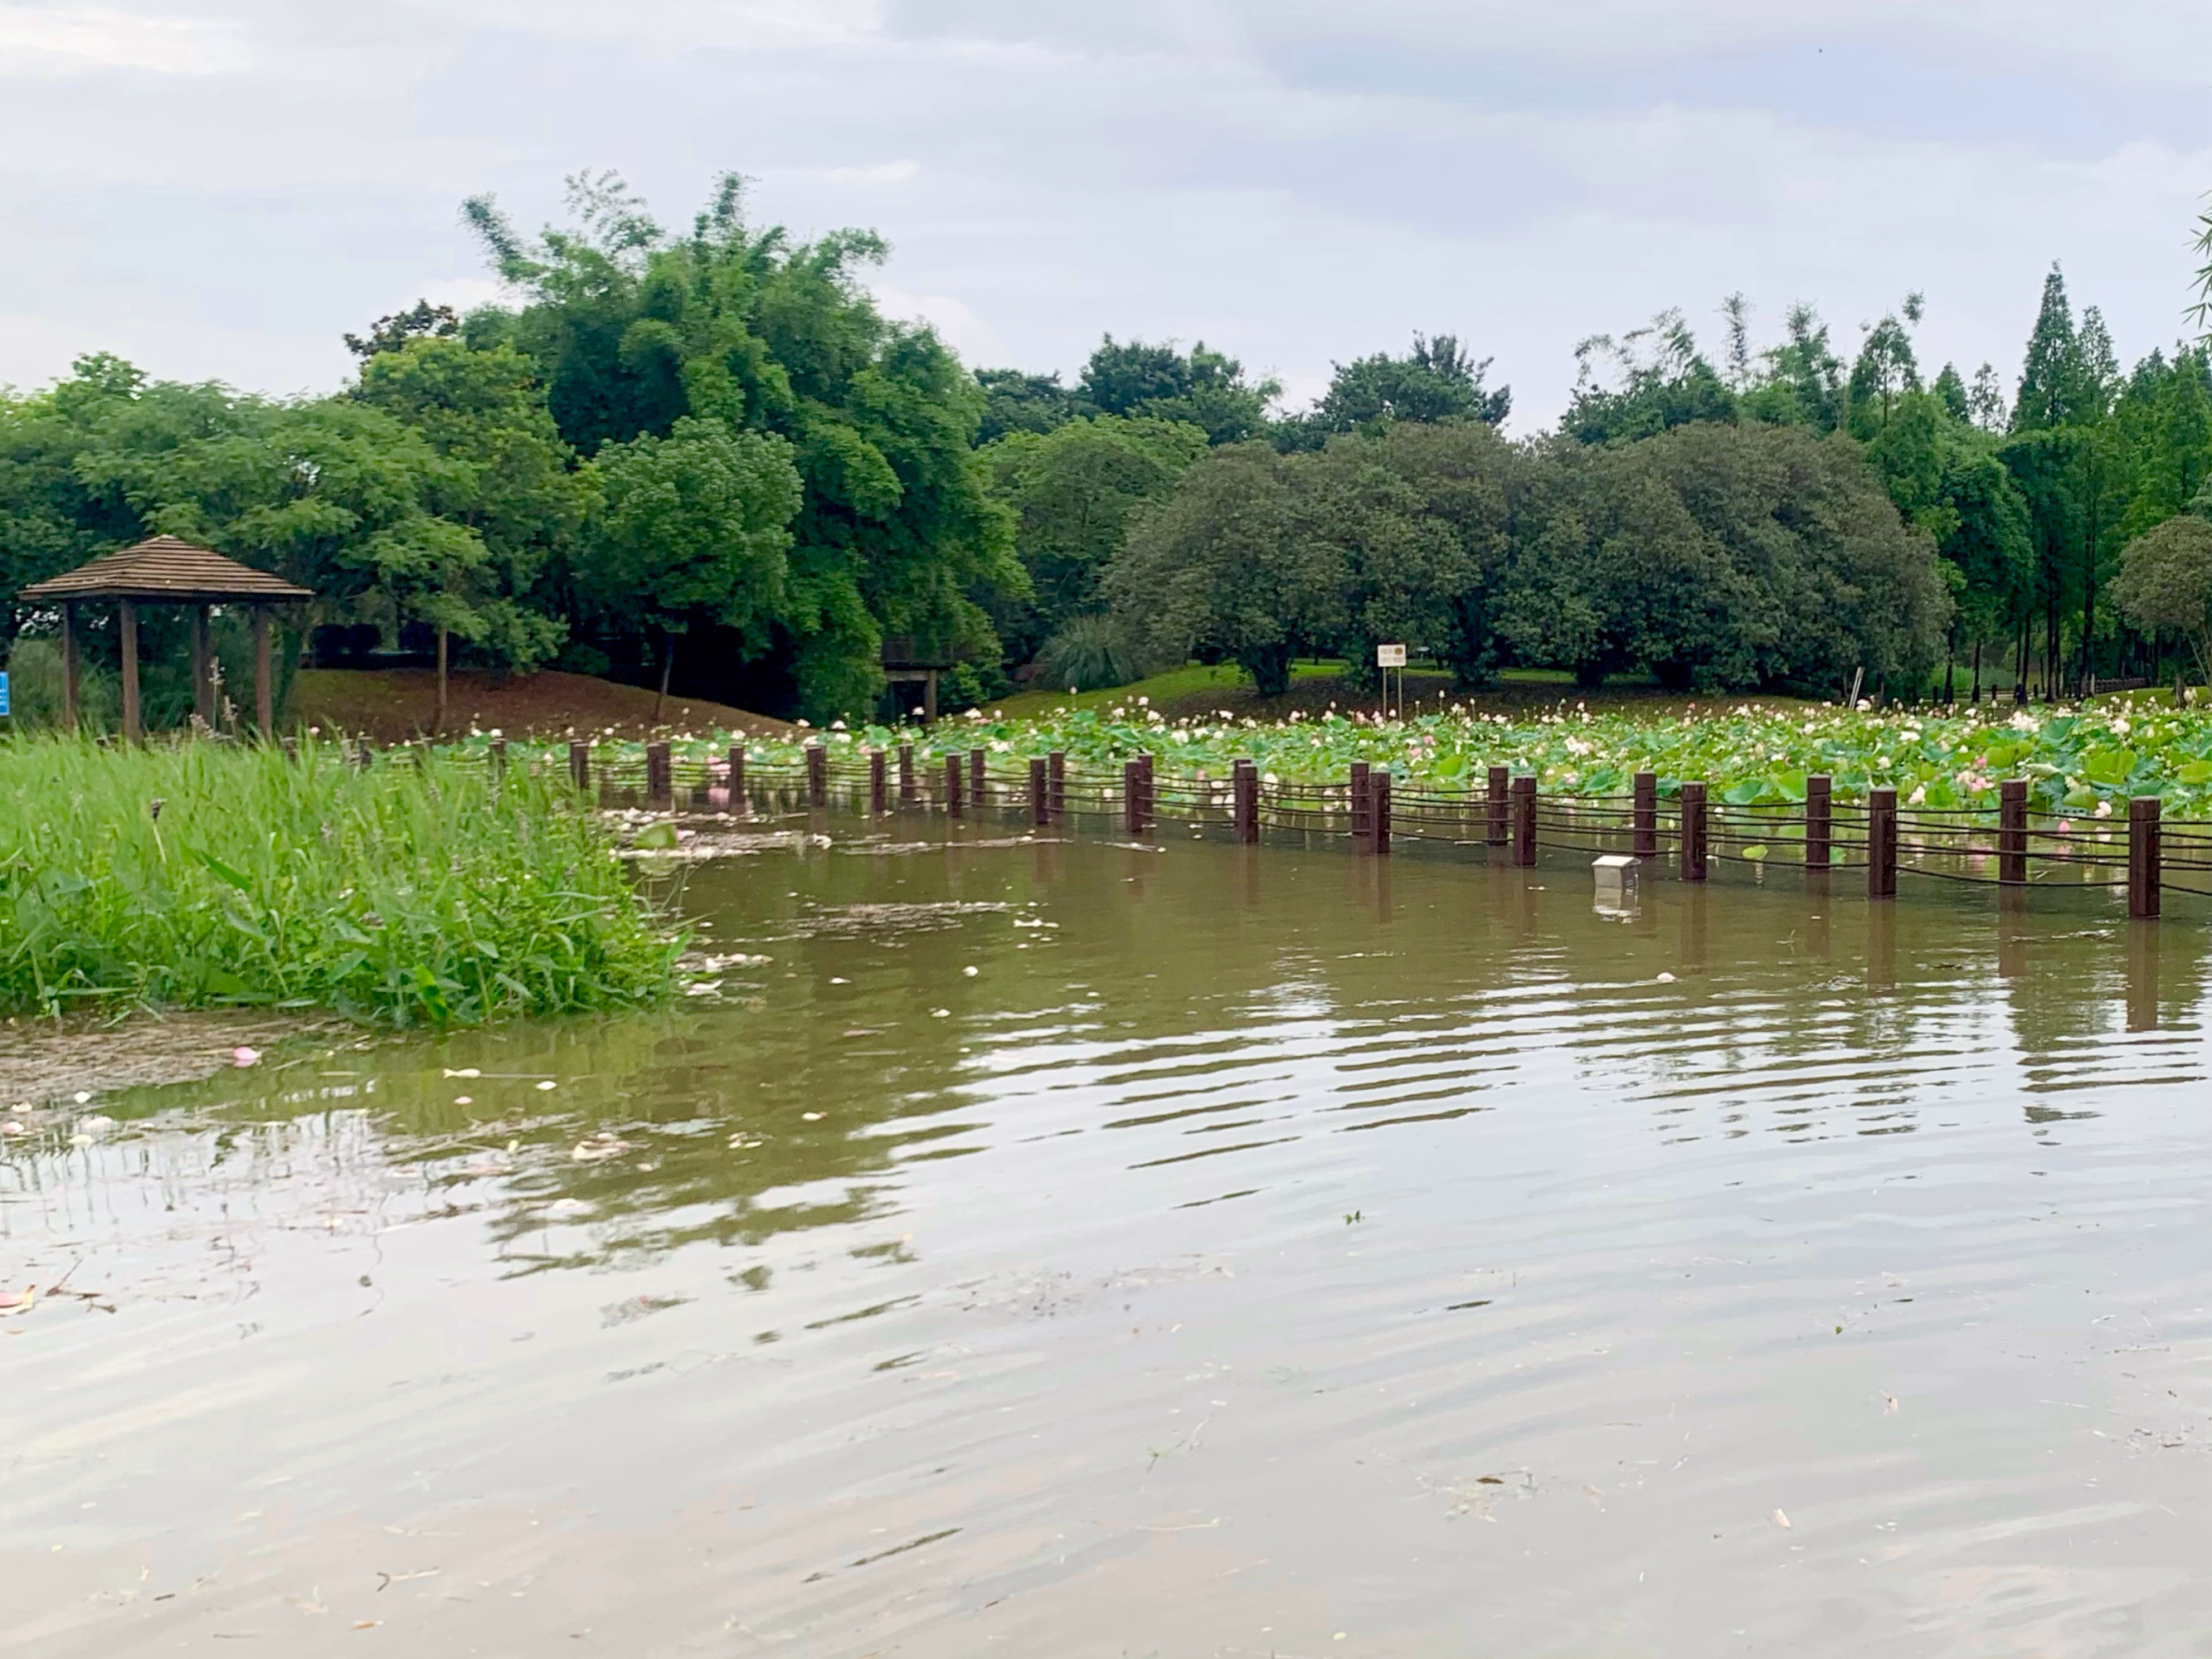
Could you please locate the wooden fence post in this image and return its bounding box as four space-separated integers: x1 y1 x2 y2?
727 745 746 815
2129 795 2161 919
1139 753 1155 830
1680 781 1708 881
1029 757 1048 825
1998 779 2027 884
1350 761 1373 852
491 738 508 781
1633 771 1657 859
1868 786 1897 899
870 748 887 815
1806 775 1831 868
569 741 590 794
946 752 964 818
1048 751 1066 821
646 742 672 808
1487 765 1509 848
970 748 987 808
807 744 828 807
1232 759 1258 843
1123 759 1142 834
1373 768 1393 855
1512 774 1538 867
898 742 916 805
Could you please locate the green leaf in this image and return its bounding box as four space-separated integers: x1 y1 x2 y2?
633 821 678 851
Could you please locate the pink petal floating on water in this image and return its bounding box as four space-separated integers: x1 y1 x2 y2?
231 1047 260 1068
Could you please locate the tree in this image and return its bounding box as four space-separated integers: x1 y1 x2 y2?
983 415 1207 664
1563 310 1737 444
1846 309 1922 438
2112 515 2212 686
1739 304 1845 432
1106 445 1333 696
1281 333 1510 450
974 369 1082 445
461 170 1022 719
1079 336 1280 445
345 300 461 360
584 416 803 718
2013 265 2088 432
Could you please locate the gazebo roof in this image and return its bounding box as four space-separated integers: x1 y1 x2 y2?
18 536 314 604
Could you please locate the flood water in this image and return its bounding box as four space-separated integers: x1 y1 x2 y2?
6 815 2211 1657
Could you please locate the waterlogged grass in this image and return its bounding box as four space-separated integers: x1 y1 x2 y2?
0 737 683 1025
507 693 2212 818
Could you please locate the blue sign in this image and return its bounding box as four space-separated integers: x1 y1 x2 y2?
0 672 10 718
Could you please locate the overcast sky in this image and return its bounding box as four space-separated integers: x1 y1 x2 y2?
3 0 2210 428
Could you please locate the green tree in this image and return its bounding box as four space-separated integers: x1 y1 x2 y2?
974 369 1082 445
2013 265 2089 432
1279 333 1510 450
585 416 804 718
1079 336 1280 445
1563 310 1737 444
2112 515 2212 686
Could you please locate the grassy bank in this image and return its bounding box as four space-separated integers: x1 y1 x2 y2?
0 737 682 1026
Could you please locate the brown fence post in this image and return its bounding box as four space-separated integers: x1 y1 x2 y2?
1123 758 1142 835
1138 753 1155 831
870 748 887 815
569 741 590 795
1350 761 1373 852
646 741 672 808
490 737 508 781
1680 781 1708 882
1486 764 1509 848
807 744 828 808
1232 759 1258 843
1633 771 1657 859
1868 786 1897 899
2129 795 2161 919
1028 757 1048 826
898 742 916 805
1806 774 1832 868
970 748 987 808
1048 751 1066 822
1998 778 2027 884
946 752 965 818
1511 774 1537 867
726 745 746 815
1373 768 1393 855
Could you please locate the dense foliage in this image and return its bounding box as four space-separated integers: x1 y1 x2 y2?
0 737 682 1024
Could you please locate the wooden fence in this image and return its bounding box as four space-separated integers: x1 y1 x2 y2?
497 739 2207 921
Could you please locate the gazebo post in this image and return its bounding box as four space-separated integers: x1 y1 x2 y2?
191 603 213 729
61 602 80 733
119 598 142 744
253 605 274 737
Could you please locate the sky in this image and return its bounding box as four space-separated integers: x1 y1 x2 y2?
2 0 2210 430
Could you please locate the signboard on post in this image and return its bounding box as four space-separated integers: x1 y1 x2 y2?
1376 645 1406 668
0 671 10 718
1375 645 1406 720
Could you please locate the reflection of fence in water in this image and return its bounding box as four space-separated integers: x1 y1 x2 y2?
422 737 2194 925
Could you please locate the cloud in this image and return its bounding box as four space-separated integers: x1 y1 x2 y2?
0 5 241 75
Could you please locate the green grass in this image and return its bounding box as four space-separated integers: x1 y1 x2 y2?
0 737 683 1026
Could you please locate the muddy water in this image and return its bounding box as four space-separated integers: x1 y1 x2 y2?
4 819 2210 1657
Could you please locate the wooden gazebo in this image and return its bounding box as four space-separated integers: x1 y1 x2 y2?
18 536 313 741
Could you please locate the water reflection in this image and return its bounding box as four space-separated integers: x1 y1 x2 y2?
5 820 2211 1656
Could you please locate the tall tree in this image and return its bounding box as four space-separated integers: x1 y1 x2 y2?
2012 265 2088 432
1281 333 1510 450
1079 336 1280 445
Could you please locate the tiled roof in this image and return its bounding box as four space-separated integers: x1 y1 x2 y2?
18 536 314 602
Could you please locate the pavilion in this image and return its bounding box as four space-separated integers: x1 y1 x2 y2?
17 536 314 741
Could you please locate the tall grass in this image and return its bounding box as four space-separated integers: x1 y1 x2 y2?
0 736 683 1026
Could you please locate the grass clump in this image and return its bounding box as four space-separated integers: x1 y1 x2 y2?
0 736 683 1026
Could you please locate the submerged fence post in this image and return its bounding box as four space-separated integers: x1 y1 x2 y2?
1868 786 1897 899
946 752 965 819
2129 795 2162 920
970 748 987 808
1123 759 1142 835
646 741 672 809
1028 757 1048 826
870 748 887 815
807 744 828 808
569 741 590 795
1998 778 2027 884
1633 771 1657 859
1373 768 1392 855
898 742 916 805
1680 781 1708 882
1232 759 1259 843
1806 774 1831 868
1350 761 1373 852
727 745 746 815
1487 765 1509 849
1048 751 1066 822
1139 753 1155 830
1511 774 1537 867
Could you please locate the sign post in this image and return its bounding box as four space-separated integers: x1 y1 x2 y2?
1376 644 1406 721
0 670 10 722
